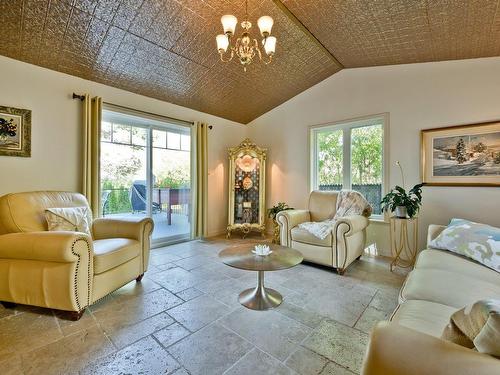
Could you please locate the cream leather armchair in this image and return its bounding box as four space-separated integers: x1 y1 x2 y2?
276 191 370 274
0 191 153 320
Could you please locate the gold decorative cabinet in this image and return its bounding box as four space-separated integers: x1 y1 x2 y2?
227 139 267 238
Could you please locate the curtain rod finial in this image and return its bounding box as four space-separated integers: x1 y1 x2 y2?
72 93 85 101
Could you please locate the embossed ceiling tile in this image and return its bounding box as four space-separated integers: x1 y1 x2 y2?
128 0 166 37
0 0 22 56
62 8 93 54
93 0 122 23
113 0 145 30
84 17 110 53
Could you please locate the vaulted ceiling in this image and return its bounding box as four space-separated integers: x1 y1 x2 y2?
1 0 500 124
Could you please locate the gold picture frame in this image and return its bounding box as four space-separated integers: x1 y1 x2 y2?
0 106 31 157
421 121 500 186
227 138 267 238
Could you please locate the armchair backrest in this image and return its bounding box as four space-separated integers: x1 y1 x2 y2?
308 190 338 222
0 191 91 234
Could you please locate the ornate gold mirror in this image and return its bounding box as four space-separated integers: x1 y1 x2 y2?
227 138 267 238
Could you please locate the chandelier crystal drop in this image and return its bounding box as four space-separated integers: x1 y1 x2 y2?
216 0 276 71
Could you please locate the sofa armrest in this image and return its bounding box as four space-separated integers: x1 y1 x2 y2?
276 210 310 246
362 322 499 375
0 231 92 262
427 224 447 247
334 215 369 237
92 217 154 242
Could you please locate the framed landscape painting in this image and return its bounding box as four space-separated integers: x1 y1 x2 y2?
0 106 31 157
421 121 500 186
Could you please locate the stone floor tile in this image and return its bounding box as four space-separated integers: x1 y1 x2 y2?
54 308 96 336
82 336 179 375
285 346 330 375
225 348 294 375
168 323 253 375
0 354 23 375
93 289 182 331
0 304 17 320
276 301 325 328
167 295 232 331
174 255 217 270
220 307 311 361
150 267 199 293
354 306 390 334
21 325 114 375
153 322 190 347
303 320 369 374
321 362 356 375
110 277 162 304
176 287 204 301
156 262 179 271
108 312 174 349
368 290 400 314
150 252 182 266
0 308 62 361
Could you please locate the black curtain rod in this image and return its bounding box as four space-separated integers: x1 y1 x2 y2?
72 92 212 129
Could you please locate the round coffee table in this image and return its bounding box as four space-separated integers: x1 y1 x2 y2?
219 244 303 311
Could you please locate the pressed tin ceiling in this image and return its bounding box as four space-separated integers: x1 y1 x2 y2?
1 1 500 124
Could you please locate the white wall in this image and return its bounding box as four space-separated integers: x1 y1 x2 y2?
0 56 247 236
248 57 500 255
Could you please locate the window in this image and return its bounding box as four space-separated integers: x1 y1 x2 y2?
310 114 388 217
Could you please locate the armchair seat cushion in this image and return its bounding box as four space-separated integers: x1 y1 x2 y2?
93 238 140 274
291 226 332 247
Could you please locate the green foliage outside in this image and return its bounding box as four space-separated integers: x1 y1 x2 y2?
317 125 383 185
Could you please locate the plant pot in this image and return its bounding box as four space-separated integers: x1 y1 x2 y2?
272 219 280 244
395 206 408 218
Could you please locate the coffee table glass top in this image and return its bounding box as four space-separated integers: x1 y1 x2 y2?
219 244 303 271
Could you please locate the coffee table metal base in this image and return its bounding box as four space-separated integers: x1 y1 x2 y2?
238 270 282 310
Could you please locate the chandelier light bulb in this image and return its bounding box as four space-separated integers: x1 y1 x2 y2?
257 16 274 37
221 15 238 35
216 34 229 52
263 36 277 55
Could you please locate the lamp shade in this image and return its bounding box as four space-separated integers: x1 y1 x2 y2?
263 36 277 55
221 15 238 35
257 16 274 36
216 34 229 52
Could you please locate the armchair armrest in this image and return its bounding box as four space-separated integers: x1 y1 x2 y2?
0 231 92 263
334 215 369 237
92 217 154 242
362 322 499 375
276 210 310 246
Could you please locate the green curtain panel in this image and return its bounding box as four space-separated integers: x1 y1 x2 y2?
82 95 102 218
192 122 209 238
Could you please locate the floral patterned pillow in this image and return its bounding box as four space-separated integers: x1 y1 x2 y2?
429 218 500 273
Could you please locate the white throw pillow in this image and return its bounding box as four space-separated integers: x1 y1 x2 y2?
45 207 92 235
429 218 500 273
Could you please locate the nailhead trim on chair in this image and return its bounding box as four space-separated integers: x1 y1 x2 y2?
334 221 352 273
70 237 92 311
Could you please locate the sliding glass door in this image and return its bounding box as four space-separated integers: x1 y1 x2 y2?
100 106 192 246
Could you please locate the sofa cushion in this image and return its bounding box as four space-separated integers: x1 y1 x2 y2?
291 226 333 247
400 268 500 309
416 249 500 285
93 238 140 274
45 207 92 235
308 191 338 222
391 300 458 338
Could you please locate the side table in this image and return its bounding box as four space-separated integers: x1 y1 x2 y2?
389 216 418 271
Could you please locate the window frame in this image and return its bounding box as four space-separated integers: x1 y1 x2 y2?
309 113 390 221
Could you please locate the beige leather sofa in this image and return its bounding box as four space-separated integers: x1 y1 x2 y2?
362 224 500 375
0 191 153 320
276 191 370 274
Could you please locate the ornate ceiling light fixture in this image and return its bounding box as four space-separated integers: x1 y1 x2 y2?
216 0 277 71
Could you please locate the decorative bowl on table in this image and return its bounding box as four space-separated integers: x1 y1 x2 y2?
252 244 272 256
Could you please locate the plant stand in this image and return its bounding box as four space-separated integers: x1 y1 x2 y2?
389 216 418 271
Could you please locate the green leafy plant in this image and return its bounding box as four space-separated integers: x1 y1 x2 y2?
380 161 424 218
267 202 294 220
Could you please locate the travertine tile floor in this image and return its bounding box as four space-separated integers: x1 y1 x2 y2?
0 237 406 375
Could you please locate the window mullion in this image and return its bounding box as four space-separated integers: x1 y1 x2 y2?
343 128 351 189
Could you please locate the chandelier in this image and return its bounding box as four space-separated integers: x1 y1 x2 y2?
215 0 277 71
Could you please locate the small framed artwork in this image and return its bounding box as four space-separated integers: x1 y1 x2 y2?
421 121 500 186
0 106 31 157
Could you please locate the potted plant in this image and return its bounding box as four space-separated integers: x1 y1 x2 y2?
380 161 424 218
267 202 294 243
